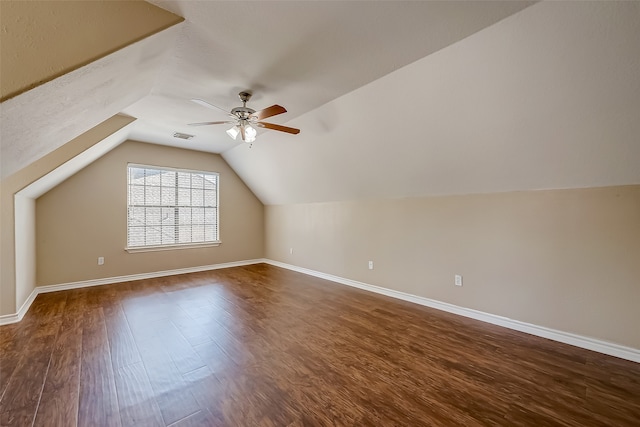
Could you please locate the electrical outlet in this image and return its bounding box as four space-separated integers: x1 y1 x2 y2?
98 256 105 266
368 261 374 270
289 248 293 255
455 274 463 286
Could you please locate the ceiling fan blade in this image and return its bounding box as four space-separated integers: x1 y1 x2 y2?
257 121 300 135
188 121 232 126
191 98 231 115
250 105 287 121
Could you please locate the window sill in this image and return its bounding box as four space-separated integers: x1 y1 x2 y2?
125 241 221 253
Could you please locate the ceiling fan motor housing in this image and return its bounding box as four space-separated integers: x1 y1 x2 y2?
231 106 256 119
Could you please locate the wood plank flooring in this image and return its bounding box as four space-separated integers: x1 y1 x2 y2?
1 263 639 426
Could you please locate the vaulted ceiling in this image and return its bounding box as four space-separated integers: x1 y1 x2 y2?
2 1 639 204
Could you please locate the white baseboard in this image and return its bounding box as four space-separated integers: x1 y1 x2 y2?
36 259 265 293
3 258 638 363
0 288 39 326
0 259 264 326
264 259 640 363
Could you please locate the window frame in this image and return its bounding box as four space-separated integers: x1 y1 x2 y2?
125 163 220 253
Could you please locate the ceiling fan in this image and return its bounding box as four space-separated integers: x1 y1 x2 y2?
188 91 300 144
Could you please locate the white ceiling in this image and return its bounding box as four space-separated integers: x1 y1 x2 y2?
225 0 640 204
3 1 639 205
125 0 534 152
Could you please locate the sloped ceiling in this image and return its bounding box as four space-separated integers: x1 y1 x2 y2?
2 1 639 205
0 1 182 101
0 25 180 179
0 0 532 180
125 0 534 154
224 1 640 204
0 0 182 179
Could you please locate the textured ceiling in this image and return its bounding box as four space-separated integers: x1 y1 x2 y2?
0 26 180 179
3 1 639 205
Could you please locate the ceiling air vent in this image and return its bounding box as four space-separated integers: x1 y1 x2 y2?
173 132 194 140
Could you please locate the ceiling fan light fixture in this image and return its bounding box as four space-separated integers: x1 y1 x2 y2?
189 93 300 143
245 125 257 143
226 125 240 140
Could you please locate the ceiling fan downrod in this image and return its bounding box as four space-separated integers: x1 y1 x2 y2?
238 91 252 105
231 92 256 118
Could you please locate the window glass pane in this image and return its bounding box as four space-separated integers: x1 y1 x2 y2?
145 169 162 186
146 227 161 246
161 208 175 226
203 176 215 190
161 187 176 206
192 189 204 206
130 185 145 205
178 207 191 224
192 207 204 224
127 165 219 248
129 167 145 184
191 174 204 189
128 226 145 247
177 172 191 188
161 171 176 187
146 207 162 226
191 225 205 243
178 225 191 243
162 226 176 245
178 188 191 206
204 225 215 241
204 190 216 207
204 208 215 225
128 207 145 226
146 186 160 205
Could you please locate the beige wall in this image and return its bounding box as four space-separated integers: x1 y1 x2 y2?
0 0 182 101
266 185 640 349
36 141 264 286
0 114 136 316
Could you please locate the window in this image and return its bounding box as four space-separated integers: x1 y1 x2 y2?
126 164 219 250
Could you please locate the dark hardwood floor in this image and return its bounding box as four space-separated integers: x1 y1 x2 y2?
0 263 638 426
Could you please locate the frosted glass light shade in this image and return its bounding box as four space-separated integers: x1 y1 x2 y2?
226 126 239 140
245 125 257 143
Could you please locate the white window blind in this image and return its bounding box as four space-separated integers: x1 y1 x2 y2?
127 164 219 249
